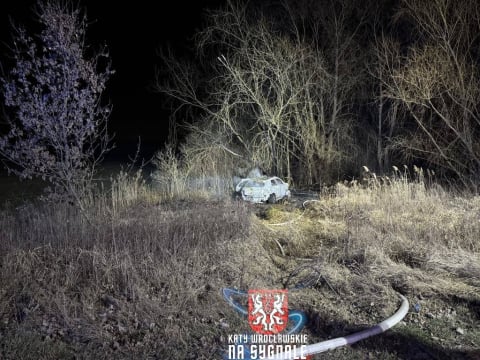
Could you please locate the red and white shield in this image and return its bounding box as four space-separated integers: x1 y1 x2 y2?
248 289 288 334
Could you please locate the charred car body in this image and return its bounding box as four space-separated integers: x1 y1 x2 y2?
234 176 291 204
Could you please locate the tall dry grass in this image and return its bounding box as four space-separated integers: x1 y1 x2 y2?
151 145 234 200
257 167 480 359
0 171 252 359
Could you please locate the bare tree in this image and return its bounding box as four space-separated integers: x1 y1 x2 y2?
370 30 404 174
157 0 365 186
381 0 480 187
0 1 113 203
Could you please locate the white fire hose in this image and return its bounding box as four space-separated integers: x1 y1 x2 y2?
267 294 409 359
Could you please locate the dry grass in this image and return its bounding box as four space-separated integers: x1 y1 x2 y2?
151 146 234 199
0 172 252 359
259 170 480 359
1 169 479 359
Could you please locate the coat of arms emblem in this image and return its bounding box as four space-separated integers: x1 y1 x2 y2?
248 289 288 334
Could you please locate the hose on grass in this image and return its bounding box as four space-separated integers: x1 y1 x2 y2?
266 293 409 359
222 288 409 359
224 200 409 358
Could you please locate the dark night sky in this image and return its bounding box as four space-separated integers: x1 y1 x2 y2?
0 0 225 160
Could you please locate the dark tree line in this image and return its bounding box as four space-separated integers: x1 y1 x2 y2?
157 0 480 189
2 0 479 198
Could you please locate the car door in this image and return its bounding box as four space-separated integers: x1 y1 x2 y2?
271 178 285 199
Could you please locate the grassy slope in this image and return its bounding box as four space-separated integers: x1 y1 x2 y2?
260 178 480 359
0 173 479 359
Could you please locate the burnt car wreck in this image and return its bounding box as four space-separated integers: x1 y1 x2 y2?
234 176 291 204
